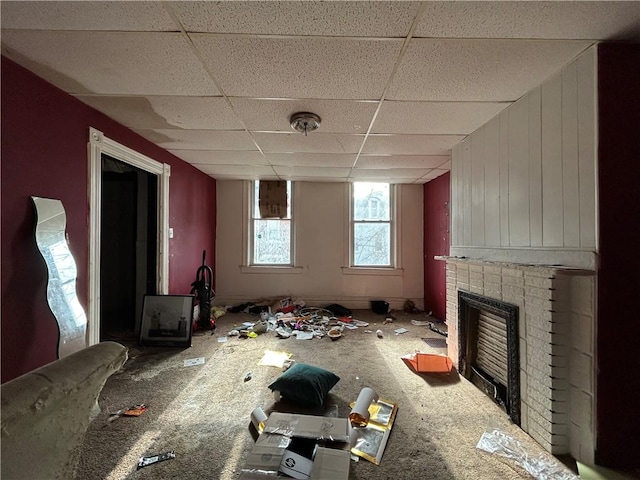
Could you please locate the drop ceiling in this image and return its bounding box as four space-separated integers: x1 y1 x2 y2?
2 1 639 184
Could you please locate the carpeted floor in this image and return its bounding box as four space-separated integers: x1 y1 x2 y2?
75 309 578 480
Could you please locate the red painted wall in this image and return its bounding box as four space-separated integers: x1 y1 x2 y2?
423 172 450 321
1 57 216 382
595 44 640 468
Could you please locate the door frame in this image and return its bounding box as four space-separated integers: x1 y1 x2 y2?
87 127 170 346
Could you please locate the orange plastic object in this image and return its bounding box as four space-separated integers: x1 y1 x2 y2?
402 353 453 373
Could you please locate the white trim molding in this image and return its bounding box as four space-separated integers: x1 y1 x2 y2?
87 127 170 346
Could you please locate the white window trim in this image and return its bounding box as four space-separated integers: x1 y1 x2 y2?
344 182 400 272
241 180 298 271
87 127 170 346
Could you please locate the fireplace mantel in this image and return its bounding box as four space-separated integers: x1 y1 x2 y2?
440 256 596 464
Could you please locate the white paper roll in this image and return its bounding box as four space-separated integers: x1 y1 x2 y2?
251 407 268 433
349 387 379 427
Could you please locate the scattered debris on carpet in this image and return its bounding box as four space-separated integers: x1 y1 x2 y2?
108 403 148 423
401 352 453 374
137 451 175 470
349 387 398 465
422 337 447 348
258 350 293 368
476 423 579 480
183 357 205 367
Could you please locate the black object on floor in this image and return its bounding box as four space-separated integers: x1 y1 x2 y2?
422 337 447 348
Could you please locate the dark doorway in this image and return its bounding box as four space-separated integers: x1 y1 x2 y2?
100 154 157 340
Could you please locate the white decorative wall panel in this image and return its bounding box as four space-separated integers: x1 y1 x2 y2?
451 47 597 268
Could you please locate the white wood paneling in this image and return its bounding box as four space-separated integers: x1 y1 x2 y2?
484 117 501 246
499 113 510 246
451 143 462 245
471 128 486 245
529 87 543 247
462 139 473 245
508 97 530 246
450 46 597 267
577 49 597 248
562 61 581 247
541 72 564 246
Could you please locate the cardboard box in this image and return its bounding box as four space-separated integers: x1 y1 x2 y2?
239 412 351 480
259 180 287 218
264 412 350 443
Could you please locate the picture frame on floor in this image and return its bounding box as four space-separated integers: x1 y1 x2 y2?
139 294 194 347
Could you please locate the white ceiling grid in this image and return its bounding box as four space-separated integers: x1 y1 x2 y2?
2 1 639 183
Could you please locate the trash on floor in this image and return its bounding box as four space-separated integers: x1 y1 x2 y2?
108 403 148 423
394 327 408 335
217 336 228 343
422 337 447 348
240 410 351 480
401 352 453 373
183 357 205 367
250 407 268 434
348 387 398 465
476 423 579 480
258 350 293 368
244 371 253 382
137 451 175 470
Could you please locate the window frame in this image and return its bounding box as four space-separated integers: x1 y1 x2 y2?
348 182 398 270
243 180 298 271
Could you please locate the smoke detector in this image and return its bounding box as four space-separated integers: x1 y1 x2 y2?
290 112 321 136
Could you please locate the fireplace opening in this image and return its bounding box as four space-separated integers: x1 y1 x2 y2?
458 290 520 426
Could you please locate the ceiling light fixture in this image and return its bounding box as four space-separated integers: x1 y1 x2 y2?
290 112 321 136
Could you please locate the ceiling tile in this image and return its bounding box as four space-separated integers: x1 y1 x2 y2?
0 1 177 31
229 98 377 134
264 153 355 168
420 169 450 182
252 132 364 154
356 155 449 169
75 96 242 130
350 168 431 178
362 135 465 155
171 1 421 37
439 160 452 171
414 2 640 40
347 173 421 184
168 150 269 166
1 31 219 95
273 166 351 178
387 39 593 101
135 129 257 151
373 101 509 135
192 35 403 99
196 165 277 178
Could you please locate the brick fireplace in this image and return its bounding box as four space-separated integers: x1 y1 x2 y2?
440 257 596 464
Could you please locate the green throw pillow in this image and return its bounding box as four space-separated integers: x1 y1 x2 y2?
268 363 340 407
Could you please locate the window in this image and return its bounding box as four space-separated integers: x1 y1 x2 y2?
351 182 393 267
251 180 293 265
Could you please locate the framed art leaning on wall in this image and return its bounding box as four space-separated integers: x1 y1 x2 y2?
139 294 194 347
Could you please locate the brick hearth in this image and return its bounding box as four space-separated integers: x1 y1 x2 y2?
439 257 595 464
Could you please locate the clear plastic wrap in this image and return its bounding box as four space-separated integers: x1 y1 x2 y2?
476 425 579 480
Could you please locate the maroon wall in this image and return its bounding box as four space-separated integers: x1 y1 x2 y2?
595 44 640 468
423 172 450 321
1 57 216 382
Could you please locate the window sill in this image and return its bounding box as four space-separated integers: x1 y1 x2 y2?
341 267 403 276
240 265 303 274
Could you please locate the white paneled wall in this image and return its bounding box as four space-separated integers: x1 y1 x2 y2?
215 180 424 309
451 47 596 269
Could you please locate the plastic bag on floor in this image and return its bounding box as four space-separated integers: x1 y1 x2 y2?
476 424 579 480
